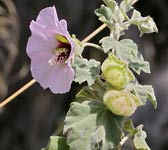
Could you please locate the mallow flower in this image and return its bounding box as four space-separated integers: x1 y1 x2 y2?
26 6 75 94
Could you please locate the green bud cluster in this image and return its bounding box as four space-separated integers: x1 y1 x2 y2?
101 54 141 116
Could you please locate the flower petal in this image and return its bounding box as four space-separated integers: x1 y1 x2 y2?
31 59 51 89
31 59 74 93
36 6 58 30
27 21 57 59
48 62 75 94
67 36 75 61
59 19 68 31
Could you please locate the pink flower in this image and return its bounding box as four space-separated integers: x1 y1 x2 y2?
26 6 75 94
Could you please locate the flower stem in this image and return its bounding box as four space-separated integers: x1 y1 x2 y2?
0 24 107 108
83 42 104 52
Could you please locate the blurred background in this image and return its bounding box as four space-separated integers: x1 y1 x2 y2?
0 0 167 150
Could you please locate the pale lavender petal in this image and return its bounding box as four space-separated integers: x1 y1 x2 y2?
30 21 48 35
31 59 51 89
31 60 74 93
48 63 75 94
27 21 57 59
66 36 75 61
36 6 58 30
59 19 67 31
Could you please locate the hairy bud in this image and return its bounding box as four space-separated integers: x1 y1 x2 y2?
103 90 142 116
101 54 134 89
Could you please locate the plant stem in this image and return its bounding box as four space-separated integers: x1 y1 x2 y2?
0 24 107 108
0 79 36 108
120 135 129 146
81 24 106 43
117 133 132 150
83 42 104 52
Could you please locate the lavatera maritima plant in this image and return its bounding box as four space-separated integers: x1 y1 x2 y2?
25 0 158 149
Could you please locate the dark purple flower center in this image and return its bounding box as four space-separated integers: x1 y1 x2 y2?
48 35 71 66
56 42 71 62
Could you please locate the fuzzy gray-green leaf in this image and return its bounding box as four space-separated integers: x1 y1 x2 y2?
72 57 100 86
76 79 106 102
95 0 125 30
100 36 137 55
95 5 112 29
129 84 157 108
120 0 139 12
64 101 124 150
42 136 69 150
100 36 150 74
133 125 151 150
131 9 158 36
129 53 150 74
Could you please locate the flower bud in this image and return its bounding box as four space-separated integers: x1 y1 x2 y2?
101 54 134 89
103 90 142 116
